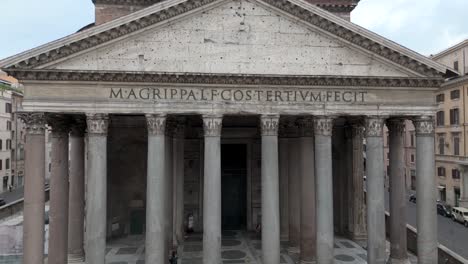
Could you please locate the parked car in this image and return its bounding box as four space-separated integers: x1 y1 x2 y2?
451 207 468 227
437 203 452 217
0 198 6 206
409 194 416 203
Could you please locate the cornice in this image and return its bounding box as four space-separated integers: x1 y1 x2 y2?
4 69 444 87
0 0 452 78
92 0 164 5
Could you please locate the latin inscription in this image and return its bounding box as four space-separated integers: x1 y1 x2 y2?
110 87 368 103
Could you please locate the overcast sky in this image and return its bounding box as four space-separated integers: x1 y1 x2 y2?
1 0 467 60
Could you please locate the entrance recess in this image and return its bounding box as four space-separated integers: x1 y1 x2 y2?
221 144 247 230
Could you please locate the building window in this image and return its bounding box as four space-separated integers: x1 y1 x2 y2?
410 133 415 147
437 167 446 177
450 108 460 125
436 93 445 103
0 160 2 170
454 61 459 71
451 89 460 100
453 135 460 156
436 111 444 126
438 137 445 155
5 159 9 170
452 169 460 179
0 139 2 150
5 103 11 113
411 154 415 163
6 139 11 150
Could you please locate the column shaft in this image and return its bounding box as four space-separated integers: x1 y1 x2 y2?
261 115 280 264
21 113 46 264
68 123 85 263
288 135 301 253
145 114 167 263
48 116 70 264
174 120 186 244
388 119 410 264
85 114 109 264
365 118 386 264
350 124 367 241
165 125 174 251
314 117 334 264
414 117 437 264
299 118 316 264
279 136 289 241
203 115 222 264
460 166 468 208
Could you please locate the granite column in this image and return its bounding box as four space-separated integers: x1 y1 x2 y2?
365 117 386 264
387 119 410 264
48 115 71 264
20 113 46 264
287 124 301 254
85 114 109 264
314 117 334 264
414 116 437 264
202 115 223 264
174 118 186 244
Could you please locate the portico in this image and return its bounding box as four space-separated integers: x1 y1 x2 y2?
0 0 455 264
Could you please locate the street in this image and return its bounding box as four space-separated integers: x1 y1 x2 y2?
386 191 468 260
0 187 25 205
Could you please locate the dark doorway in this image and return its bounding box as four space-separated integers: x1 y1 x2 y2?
221 144 247 230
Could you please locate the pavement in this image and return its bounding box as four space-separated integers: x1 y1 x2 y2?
105 231 372 264
385 190 468 260
0 186 25 205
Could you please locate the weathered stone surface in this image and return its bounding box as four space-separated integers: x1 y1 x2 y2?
50 0 410 78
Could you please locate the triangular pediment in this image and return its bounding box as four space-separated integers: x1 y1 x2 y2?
0 0 454 79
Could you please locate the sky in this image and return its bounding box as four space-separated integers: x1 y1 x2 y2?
0 0 468 60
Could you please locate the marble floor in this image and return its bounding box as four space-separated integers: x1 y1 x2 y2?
105 231 375 264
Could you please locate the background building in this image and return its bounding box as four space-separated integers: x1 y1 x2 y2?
431 39 468 206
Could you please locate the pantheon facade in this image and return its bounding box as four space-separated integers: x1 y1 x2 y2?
0 0 455 264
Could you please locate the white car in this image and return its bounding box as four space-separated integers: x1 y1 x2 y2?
451 207 468 227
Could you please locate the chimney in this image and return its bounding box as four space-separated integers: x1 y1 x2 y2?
305 0 360 21
92 0 161 25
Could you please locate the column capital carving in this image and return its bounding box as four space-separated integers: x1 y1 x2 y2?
47 114 72 135
365 117 385 137
260 115 280 136
386 118 405 136
203 115 223 137
313 116 334 136
86 113 109 135
70 116 87 137
297 116 314 137
413 116 434 136
18 112 46 135
349 120 365 138
146 114 166 136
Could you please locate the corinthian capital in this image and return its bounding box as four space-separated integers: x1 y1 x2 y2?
203 115 223 137
146 114 166 136
47 114 72 135
298 117 314 137
19 112 46 135
365 117 385 137
313 116 334 136
386 118 405 136
260 115 280 136
413 116 434 136
86 114 109 135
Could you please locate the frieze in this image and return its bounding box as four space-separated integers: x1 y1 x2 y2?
260 115 280 136
18 112 47 135
5 69 444 88
86 114 109 135
1 0 446 78
109 87 368 103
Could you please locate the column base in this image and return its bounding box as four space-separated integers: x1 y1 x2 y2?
288 247 300 254
387 257 411 264
300 260 316 264
67 253 85 263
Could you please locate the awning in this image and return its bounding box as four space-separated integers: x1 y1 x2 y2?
437 185 446 190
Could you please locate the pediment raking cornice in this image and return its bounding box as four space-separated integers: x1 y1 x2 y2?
0 0 454 78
